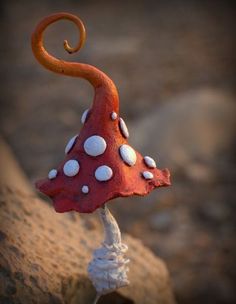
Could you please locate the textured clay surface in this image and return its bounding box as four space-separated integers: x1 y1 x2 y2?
0 187 175 304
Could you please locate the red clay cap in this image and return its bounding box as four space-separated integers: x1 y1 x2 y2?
32 13 171 213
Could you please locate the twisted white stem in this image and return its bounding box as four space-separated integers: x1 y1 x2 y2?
88 205 130 299
99 205 121 245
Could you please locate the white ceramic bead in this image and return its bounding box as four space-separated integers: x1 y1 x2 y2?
48 169 57 179
142 171 154 180
119 145 137 166
84 135 107 157
65 135 78 154
81 108 89 124
63 160 80 177
82 185 89 194
111 112 117 120
95 165 113 181
119 118 129 138
144 156 156 168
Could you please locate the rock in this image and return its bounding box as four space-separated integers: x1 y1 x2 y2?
0 138 175 304
149 211 174 232
130 88 236 181
0 136 33 194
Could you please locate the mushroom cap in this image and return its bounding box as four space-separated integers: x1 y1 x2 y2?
36 104 170 213
32 13 170 213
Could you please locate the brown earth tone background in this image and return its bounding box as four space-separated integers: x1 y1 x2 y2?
1 0 236 303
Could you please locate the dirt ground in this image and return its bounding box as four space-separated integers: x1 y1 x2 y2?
1 1 236 303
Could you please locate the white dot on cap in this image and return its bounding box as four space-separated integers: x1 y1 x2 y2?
95 165 113 182
119 144 137 166
63 160 80 177
82 185 89 194
111 112 117 120
142 171 154 180
144 156 156 168
65 135 78 154
119 118 129 138
84 135 107 157
48 169 57 179
81 108 89 124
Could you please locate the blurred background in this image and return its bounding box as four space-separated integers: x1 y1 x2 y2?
1 0 236 303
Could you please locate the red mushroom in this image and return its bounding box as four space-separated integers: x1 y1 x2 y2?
32 13 171 214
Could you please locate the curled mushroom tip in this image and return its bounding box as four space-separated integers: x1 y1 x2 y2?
31 12 118 98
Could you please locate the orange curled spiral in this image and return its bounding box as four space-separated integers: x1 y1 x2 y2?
31 12 118 104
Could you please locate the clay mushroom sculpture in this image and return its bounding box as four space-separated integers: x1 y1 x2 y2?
32 12 170 302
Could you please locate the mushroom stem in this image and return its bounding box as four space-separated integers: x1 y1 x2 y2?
93 294 100 304
88 204 130 298
99 205 122 246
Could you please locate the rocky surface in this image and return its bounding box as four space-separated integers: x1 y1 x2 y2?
0 188 175 304
130 88 236 178
0 141 175 304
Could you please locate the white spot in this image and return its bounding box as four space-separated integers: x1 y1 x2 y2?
65 135 78 154
95 165 113 181
119 145 137 166
81 108 89 124
111 112 117 120
142 171 154 180
63 160 80 177
82 185 89 194
144 156 156 168
48 169 57 179
84 135 107 157
119 118 129 138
